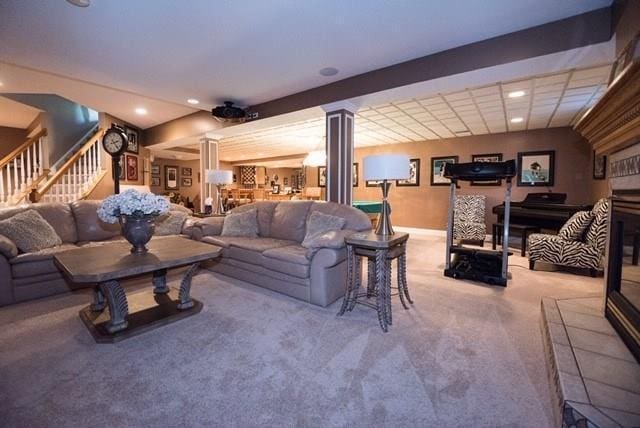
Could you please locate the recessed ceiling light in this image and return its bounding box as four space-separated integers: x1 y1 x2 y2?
508 90 526 98
66 0 90 7
0 81 3 87
510 117 524 123
135 107 148 115
187 98 199 105
319 67 339 77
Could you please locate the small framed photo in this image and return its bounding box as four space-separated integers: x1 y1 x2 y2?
593 152 607 180
150 177 160 186
182 177 192 187
118 156 125 180
366 180 383 187
318 166 326 187
396 158 420 187
430 156 459 186
151 164 160 175
125 155 138 181
272 184 280 194
283 177 288 186
182 167 192 177
352 163 359 187
125 127 139 154
165 165 179 190
517 150 555 187
471 153 503 186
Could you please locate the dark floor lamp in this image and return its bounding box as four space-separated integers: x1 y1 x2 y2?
363 154 410 236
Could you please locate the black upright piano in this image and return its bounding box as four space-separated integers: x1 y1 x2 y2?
492 193 592 231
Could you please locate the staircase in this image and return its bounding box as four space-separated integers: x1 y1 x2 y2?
0 130 48 206
35 127 107 203
0 127 108 207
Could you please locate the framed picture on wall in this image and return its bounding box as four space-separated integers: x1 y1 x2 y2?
182 167 192 177
118 156 125 180
430 156 458 186
150 177 160 187
272 184 280 194
471 153 503 186
182 177 192 187
353 163 359 187
151 164 160 175
125 127 139 154
396 158 420 187
593 152 607 180
125 155 138 181
517 150 555 187
318 166 326 187
366 180 383 187
165 165 179 190
283 177 288 185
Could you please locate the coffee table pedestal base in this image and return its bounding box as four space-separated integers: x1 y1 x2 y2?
79 289 202 343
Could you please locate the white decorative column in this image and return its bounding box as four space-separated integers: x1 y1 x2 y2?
199 136 220 212
322 101 358 205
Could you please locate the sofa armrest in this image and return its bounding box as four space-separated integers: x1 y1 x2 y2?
0 255 14 306
0 234 18 259
193 217 225 241
180 217 198 239
302 229 356 253
310 247 347 270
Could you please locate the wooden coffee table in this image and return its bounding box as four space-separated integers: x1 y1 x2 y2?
55 236 221 342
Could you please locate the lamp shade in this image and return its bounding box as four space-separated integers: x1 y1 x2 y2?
206 169 233 185
363 154 411 181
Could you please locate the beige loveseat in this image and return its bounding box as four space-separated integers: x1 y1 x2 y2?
194 201 372 307
0 201 196 306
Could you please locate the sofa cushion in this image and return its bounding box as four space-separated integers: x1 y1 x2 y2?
0 202 78 244
270 201 313 242
10 244 80 278
301 211 346 247
202 236 295 251
585 198 609 252
221 209 259 237
229 202 277 237
558 211 593 241
155 211 188 236
308 202 372 232
71 200 121 242
528 233 602 269
0 210 63 253
262 245 310 279
0 234 18 258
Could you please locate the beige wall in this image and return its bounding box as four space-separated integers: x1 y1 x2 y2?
0 126 28 159
346 127 595 230
265 167 299 187
143 111 228 146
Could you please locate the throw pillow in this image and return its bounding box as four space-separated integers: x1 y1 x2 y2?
0 234 18 258
0 210 62 253
155 211 188 236
302 211 346 247
558 211 593 241
221 209 259 237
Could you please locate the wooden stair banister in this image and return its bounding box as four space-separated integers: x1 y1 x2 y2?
34 127 106 204
0 129 48 207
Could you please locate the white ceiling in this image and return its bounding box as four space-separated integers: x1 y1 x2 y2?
212 64 611 161
0 0 611 129
0 95 40 129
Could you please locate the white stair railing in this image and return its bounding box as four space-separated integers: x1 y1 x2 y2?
0 130 47 207
39 129 104 204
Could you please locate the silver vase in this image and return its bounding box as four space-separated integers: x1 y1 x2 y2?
120 215 156 254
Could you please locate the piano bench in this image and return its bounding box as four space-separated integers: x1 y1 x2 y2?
492 223 541 257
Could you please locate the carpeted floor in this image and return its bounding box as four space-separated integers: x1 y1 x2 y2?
0 234 603 427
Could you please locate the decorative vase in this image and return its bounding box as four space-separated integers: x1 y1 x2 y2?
119 215 156 254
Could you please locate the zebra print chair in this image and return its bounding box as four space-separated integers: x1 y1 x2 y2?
453 195 486 245
528 198 609 276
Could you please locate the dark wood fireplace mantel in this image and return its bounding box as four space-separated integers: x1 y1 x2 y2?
574 34 640 155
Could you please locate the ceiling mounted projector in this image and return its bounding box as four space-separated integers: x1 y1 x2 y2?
212 101 246 123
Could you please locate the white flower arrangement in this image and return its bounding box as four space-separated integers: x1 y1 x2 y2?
97 189 170 224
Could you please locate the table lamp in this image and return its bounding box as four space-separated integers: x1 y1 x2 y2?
206 169 233 215
363 154 410 235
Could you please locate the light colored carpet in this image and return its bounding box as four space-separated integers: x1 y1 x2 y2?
0 234 603 427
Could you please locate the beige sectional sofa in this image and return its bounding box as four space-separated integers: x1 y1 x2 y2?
194 201 372 307
0 201 196 306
